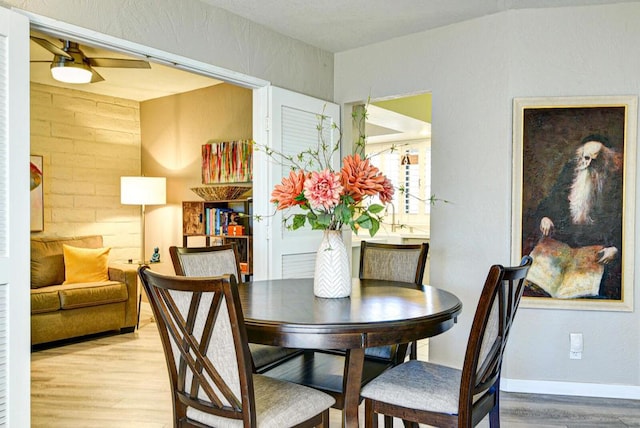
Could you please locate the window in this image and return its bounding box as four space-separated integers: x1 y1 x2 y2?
366 138 431 228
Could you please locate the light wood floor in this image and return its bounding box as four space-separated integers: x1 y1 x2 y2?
31 303 640 427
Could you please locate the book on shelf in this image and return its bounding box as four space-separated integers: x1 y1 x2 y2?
204 207 236 236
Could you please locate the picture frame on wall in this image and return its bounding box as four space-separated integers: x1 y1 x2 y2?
30 155 44 232
202 139 253 184
512 96 637 311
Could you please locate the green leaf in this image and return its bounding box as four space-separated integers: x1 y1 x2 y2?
368 204 385 214
356 214 373 229
342 194 355 205
316 212 332 227
291 214 307 230
334 203 352 224
368 217 380 236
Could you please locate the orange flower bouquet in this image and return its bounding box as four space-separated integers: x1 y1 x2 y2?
268 114 393 236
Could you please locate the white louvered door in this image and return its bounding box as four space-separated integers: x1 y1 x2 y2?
260 87 340 279
0 6 30 428
0 34 6 427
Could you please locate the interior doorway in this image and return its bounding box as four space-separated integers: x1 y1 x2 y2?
25 19 260 266
351 93 432 278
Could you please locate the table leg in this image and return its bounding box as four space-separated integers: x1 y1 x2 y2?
342 348 365 428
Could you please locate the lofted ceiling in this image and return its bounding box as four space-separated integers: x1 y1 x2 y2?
198 0 631 53
30 1 631 101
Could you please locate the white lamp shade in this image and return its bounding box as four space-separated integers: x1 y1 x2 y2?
120 176 166 205
50 65 92 84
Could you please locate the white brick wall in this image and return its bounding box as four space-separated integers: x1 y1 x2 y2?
30 83 142 262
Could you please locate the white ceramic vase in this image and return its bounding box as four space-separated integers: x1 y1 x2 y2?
313 229 351 298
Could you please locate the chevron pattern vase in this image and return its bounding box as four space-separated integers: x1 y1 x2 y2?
313 230 351 298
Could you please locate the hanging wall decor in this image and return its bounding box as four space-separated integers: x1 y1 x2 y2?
30 155 44 232
202 139 253 184
512 96 637 312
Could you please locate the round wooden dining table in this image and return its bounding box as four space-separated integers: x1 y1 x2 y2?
238 277 463 428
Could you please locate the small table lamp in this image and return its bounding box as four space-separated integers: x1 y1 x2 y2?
120 176 166 262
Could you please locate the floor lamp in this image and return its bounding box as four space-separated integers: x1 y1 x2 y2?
120 176 166 263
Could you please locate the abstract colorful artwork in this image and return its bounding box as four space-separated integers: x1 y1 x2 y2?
202 140 252 184
30 155 43 232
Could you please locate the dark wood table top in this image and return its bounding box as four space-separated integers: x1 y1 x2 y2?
238 277 463 427
239 277 462 349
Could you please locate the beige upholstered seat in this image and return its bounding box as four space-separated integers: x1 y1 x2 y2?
169 245 301 371
138 267 334 427
359 241 429 360
360 256 533 428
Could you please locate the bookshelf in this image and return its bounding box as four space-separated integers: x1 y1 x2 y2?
182 198 253 277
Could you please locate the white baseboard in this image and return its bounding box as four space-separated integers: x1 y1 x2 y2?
501 378 640 400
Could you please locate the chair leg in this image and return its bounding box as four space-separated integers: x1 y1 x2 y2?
364 399 378 428
489 400 500 427
409 340 417 360
320 409 329 428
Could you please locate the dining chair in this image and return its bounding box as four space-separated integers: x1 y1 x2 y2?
359 241 429 361
138 266 334 427
360 256 533 428
169 245 301 372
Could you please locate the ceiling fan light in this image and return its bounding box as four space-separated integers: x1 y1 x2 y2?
50 63 92 84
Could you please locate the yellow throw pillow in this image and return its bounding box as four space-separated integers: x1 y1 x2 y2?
62 244 111 284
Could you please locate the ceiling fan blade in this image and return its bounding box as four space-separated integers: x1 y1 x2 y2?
90 68 105 83
87 57 151 69
30 36 73 60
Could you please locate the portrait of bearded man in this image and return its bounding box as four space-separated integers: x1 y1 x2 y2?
525 134 623 299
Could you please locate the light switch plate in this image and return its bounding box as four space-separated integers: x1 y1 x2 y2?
570 333 583 352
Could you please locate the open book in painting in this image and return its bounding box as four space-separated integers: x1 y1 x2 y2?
526 237 604 298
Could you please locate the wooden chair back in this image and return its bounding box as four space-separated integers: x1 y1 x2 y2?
459 255 533 426
170 244 304 373
359 241 429 360
138 266 256 426
170 244 241 280
359 241 429 286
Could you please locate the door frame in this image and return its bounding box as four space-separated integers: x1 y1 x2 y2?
19 8 274 278
20 10 269 90
17 6 279 414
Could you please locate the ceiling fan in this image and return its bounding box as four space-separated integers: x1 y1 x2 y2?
30 36 151 84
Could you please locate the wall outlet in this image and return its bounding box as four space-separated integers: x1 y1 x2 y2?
570 333 583 359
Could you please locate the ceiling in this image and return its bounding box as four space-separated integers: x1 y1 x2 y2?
198 0 631 53
29 31 222 102
30 1 630 101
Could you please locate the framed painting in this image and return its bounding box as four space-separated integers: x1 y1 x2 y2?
30 155 44 232
512 96 637 311
202 139 253 184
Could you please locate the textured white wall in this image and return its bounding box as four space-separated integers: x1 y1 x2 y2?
30 83 142 261
3 0 334 100
336 3 640 391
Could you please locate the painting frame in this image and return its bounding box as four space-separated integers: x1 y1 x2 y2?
512 96 637 311
202 139 253 184
30 155 44 232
